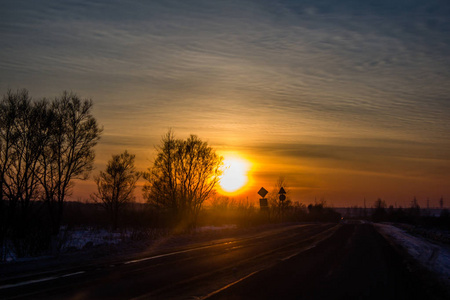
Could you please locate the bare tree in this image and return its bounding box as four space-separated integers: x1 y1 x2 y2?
268 176 292 221
143 131 223 228
372 198 387 222
39 92 102 235
0 89 101 257
374 198 387 209
0 90 27 260
92 151 140 229
0 90 51 257
0 90 21 260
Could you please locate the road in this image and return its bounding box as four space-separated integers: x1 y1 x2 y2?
0 223 446 299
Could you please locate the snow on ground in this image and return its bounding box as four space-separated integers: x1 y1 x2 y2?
375 223 450 285
194 225 237 232
3 225 239 263
61 225 238 251
61 228 125 250
2 228 131 262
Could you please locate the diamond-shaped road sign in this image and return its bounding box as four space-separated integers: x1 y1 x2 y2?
258 187 268 198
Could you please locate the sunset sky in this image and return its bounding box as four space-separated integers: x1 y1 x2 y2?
1 0 449 207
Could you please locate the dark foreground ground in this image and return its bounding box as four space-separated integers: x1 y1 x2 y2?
1 223 448 299
210 223 447 300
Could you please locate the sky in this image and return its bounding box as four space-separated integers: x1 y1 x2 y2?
1 0 449 207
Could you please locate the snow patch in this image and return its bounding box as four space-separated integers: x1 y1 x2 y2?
195 225 237 232
375 223 450 285
61 228 125 250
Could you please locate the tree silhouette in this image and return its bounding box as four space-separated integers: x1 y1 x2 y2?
0 90 27 254
372 198 387 222
93 151 140 229
0 90 52 257
143 130 223 229
0 89 101 257
39 91 102 235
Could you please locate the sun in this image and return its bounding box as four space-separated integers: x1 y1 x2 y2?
219 156 250 193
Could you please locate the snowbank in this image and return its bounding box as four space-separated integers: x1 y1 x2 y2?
375 223 450 285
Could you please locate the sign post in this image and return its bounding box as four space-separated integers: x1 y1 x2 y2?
278 187 287 220
278 187 286 202
258 187 269 211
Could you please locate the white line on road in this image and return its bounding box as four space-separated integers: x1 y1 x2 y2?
123 243 227 265
0 271 86 290
61 271 86 278
201 271 260 299
125 224 312 265
0 276 58 290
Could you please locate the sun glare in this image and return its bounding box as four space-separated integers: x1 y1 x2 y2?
219 156 250 193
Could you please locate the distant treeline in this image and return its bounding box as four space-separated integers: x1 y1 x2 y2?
338 198 450 229
1 198 342 230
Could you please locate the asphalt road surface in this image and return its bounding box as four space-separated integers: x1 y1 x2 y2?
1 223 447 299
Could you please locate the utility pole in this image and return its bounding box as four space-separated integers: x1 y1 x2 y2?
279 187 286 221
363 197 367 218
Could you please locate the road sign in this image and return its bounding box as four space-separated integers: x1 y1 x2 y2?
279 194 286 202
278 187 286 195
260 198 268 208
258 187 268 198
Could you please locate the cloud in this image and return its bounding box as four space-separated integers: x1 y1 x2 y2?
240 137 450 179
1 0 449 202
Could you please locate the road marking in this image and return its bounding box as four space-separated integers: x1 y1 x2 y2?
124 225 312 265
0 276 58 290
200 270 260 299
0 271 86 290
123 243 226 265
1 246 215 290
281 245 316 261
199 225 340 299
61 271 86 278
